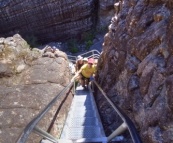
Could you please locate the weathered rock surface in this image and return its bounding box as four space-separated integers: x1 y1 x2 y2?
0 34 72 143
0 0 119 44
98 0 119 26
95 0 173 143
0 0 97 43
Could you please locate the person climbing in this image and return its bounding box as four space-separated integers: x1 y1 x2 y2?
52 46 57 53
89 59 98 82
52 46 59 57
75 55 84 73
94 59 98 67
42 45 55 58
83 57 88 65
44 45 52 53
72 58 96 89
42 45 60 58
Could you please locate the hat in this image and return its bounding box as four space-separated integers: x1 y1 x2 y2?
77 55 83 60
52 46 56 49
83 57 88 61
88 58 94 64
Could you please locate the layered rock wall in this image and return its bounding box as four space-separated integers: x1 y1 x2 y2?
0 0 97 43
95 0 173 143
0 0 121 44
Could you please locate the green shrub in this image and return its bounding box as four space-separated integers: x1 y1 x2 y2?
85 40 93 50
16 50 29 59
69 47 78 53
67 39 79 53
95 26 108 34
24 34 40 48
81 29 95 42
67 39 77 48
24 42 31 49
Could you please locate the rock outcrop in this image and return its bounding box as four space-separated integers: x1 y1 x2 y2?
0 0 119 44
95 0 173 143
0 34 72 143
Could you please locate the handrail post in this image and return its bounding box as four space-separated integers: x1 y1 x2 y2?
73 81 75 95
107 122 127 142
92 50 94 59
91 80 94 92
33 126 58 143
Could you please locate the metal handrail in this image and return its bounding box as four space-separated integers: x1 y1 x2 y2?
67 50 101 63
80 49 101 57
93 80 142 143
16 78 142 143
16 82 73 143
68 54 100 63
87 54 100 59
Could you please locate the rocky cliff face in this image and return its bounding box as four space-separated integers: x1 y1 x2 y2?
0 0 118 44
98 0 119 27
95 0 173 143
0 34 72 143
0 0 97 44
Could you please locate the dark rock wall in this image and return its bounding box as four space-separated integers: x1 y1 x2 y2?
98 0 119 26
0 0 121 44
95 0 173 143
0 0 97 43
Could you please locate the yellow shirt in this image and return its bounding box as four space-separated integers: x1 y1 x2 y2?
81 64 96 78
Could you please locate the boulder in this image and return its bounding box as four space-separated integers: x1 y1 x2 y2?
0 34 72 143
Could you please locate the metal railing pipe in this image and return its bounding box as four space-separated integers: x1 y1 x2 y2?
93 80 142 143
107 122 127 141
73 80 76 95
92 50 94 59
80 50 101 57
33 126 58 143
67 55 76 58
87 54 100 59
67 50 101 63
16 82 73 143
